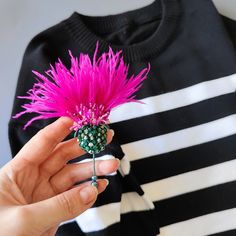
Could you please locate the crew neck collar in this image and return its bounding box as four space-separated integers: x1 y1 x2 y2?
66 0 181 62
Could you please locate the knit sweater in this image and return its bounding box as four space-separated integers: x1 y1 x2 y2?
9 0 236 235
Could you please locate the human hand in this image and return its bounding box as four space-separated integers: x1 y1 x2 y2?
0 117 119 236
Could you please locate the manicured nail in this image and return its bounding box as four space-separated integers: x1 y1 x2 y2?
110 129 115 137
80 186 98 204
104 179 109 186
115 158 120 166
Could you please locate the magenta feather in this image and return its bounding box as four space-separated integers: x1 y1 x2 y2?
13 43 150 130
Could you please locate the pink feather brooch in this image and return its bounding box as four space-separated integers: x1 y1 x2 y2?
14 43 150 186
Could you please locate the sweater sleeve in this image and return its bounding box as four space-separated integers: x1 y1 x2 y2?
220 14 236 50
8 32 58 157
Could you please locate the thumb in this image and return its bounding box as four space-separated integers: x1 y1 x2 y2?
29 185 98 228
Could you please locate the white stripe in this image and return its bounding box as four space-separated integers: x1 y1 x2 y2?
110 73 236 123
75 159 236 232
159 208 236 236
142 159 236 202
122 114 236 161
76 202 121 232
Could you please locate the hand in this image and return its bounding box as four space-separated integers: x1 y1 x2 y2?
0 117 119 236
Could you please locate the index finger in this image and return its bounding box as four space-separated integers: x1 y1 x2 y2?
15 117 73 165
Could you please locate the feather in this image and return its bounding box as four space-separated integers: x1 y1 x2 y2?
13 43 150 130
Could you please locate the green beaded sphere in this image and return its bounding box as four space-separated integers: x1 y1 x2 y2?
77 124 108 154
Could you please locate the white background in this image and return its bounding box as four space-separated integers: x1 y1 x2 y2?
0 0 235 167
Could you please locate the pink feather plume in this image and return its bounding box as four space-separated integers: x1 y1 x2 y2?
13 43 150 130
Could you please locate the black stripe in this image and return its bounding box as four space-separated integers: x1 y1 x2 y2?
56 222 84 236
87 223 120 236
131 134 236 185
154 181 236 227
110 93 236 144
86 210 159 236
208 229 236 236
88 223 121 236
132 62 236 100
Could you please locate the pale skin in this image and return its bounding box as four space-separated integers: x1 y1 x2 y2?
0 117 119 236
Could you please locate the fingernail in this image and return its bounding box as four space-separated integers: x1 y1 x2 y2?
80 186 98 204
115 158 120 166
104 179 109 186
110 129 115 137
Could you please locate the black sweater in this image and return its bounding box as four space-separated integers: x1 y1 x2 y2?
9 0 236 235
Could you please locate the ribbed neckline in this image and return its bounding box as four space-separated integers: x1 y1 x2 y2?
65 0 181 62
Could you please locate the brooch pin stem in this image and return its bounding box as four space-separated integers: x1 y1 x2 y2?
75 124 108 187
91 153 98 187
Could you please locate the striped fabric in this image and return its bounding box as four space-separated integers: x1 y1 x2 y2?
64 74 236 236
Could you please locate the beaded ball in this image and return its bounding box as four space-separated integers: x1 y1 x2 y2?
77 124 108 154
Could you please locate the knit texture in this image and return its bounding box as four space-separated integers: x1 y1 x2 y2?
9 0 236 235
